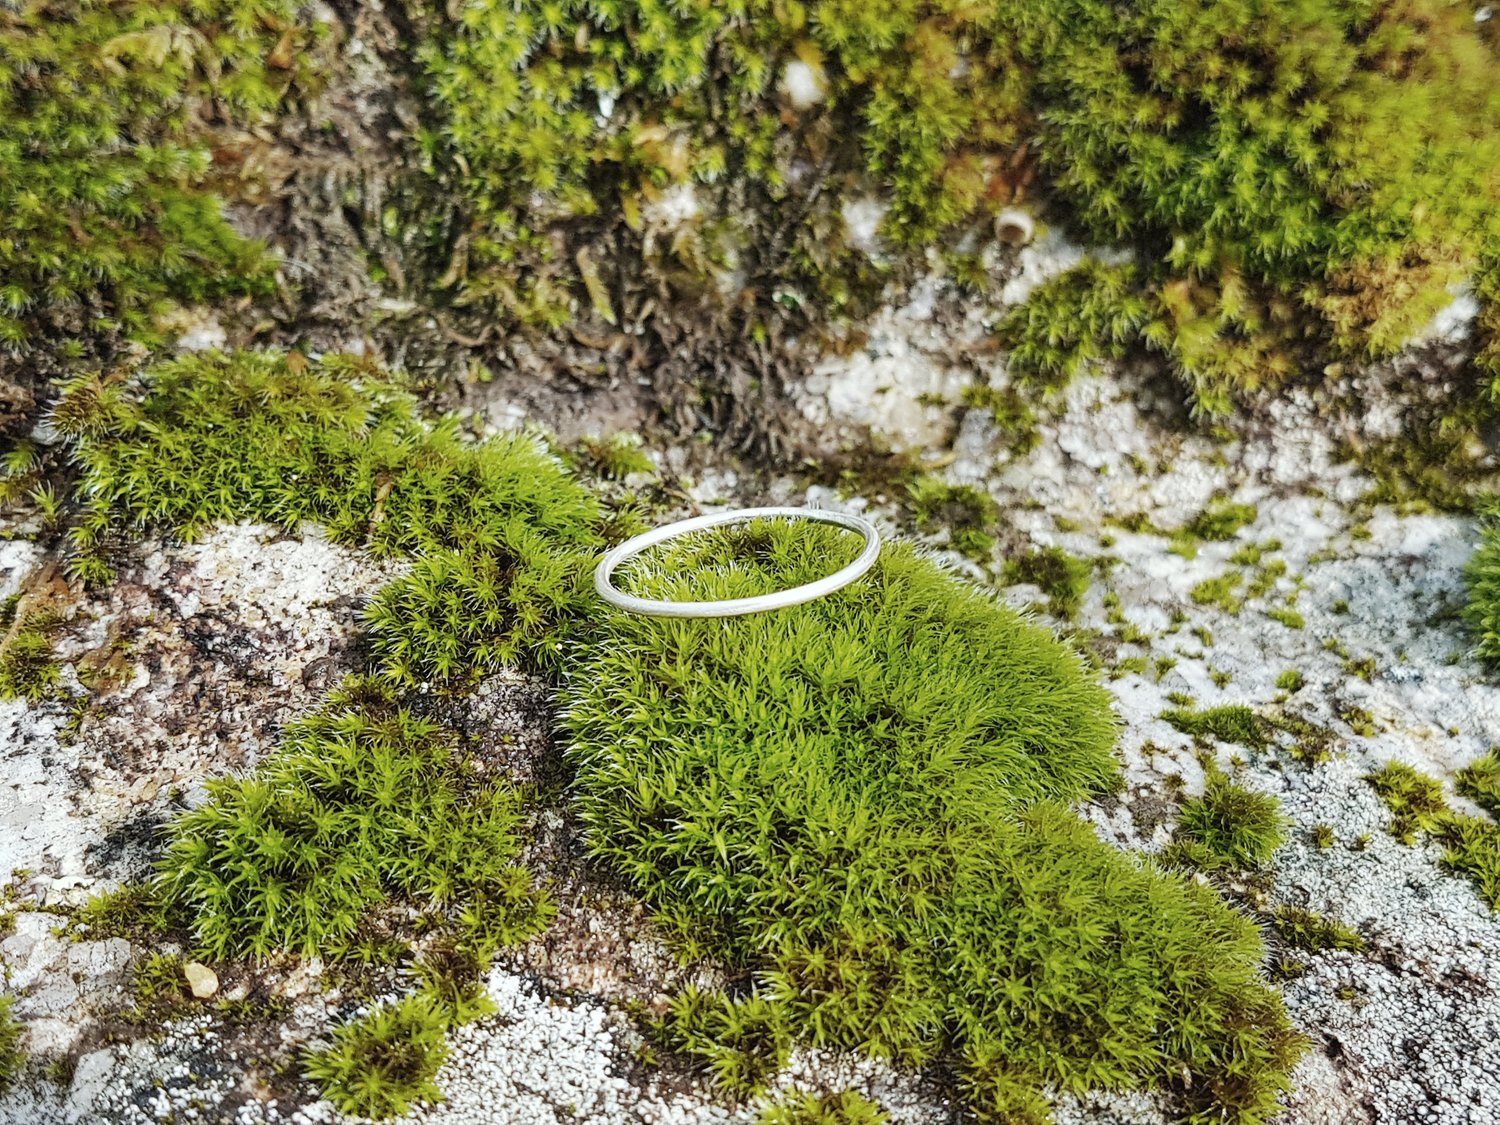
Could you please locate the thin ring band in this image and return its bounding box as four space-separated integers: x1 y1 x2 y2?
593 506 881 618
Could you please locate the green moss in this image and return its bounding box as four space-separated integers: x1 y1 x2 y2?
1267 608 1305 631
1191 574 1244 614
573 433 656 481
566 521 1300 1122
905 476 998 560
69 882 173 942
55 347 1311 1119
0 995 22 1094
1457 750 1500 816
1268 715 1337 766
132 952 188 1004
123 951 202 1023
996 261 1152 389
157 679 552 961
1366 761 1452 845
757 1090 888 1125
653 988 791 1100
1244 561 1287 601
1168 772 1287 872
1271 907 1364 954
0 602 62 703
47 350 615 1114
1275 670 1305 693
959 385 1041 453
1477 249 1500 392
1161 705 1268 751
993 0 1500 410
390 0 1500 419
1437 814 1500 911
0 0 305 349
1186 502 1258 542
1310 825 1336 850
60 348 600 559
406 0 1049 330
1338 704 1378 738
1002 546 1092 618
304 991 450 1119
1364 769 1500 912
1465 516 1500 669
59 350 603 677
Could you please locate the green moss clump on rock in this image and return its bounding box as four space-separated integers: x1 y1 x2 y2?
757 1089 888 1125
1162 704 1268 750
158 680 553 960
565 520 1302 1122
997 0 1500 410
0 597 62 703
1457 749 1500 817
1186 501 1258 543
304 992 451 1119
996 261 1152 389
54 348 613 1115
406 0 1042 328
1002 545 1093 618
1168 771 1287 873
59 350 593 963
56 349 603 676
1366 760 1452 844
1271 907 1364 954
1465 517 1500 670
653 988 791 1100
904 475 999 560
1366 759 1500 910
1438 815 1500 911
0 0 306 350
58 350 1308 1119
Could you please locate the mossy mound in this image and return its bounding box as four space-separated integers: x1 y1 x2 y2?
0 995 22 1095
564 521 1301 1121
56 349 603 674
56 349 608 1111
158 681 552 960
392 0 1500 417
52 351 1303 1116
1002 0 1499 407
1168 770 1288 873
304 991 453 1119
10 0 1496 434
0 0 307 351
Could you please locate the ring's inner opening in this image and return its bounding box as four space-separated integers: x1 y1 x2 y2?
614 518 868 604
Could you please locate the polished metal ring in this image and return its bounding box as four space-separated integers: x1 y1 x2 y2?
593 506 881 618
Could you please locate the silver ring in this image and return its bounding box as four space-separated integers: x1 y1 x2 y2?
593 506 881 617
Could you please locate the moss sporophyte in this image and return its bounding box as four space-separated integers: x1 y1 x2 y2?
53 350 1303 1120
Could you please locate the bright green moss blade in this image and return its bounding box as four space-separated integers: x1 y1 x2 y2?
563 521 1301 1121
